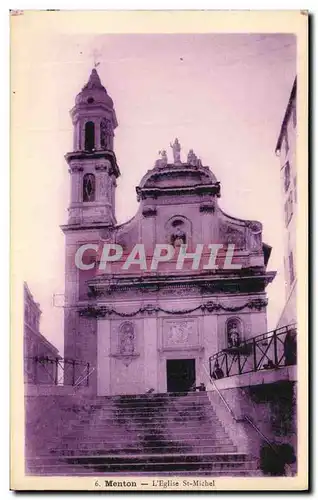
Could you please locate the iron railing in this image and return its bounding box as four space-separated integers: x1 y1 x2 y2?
209 324 297 380
24 356 91 386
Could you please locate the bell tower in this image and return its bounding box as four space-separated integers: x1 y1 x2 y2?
65 68 120 226
62 70 121 387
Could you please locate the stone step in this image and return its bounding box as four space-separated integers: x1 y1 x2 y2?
74 418 220 427
104 408 217 416
52 444 238 456
63 424 228 435
87 397 211 408
100 407 216 418
95 392 210 400
64 428 227 440
53 436 233 446
26 463 261 477
76 416 220 424
65 405 215 416
28 452 250 465
54 441 234 453
27 461 257 471
87 400 211 407
55 432 229 445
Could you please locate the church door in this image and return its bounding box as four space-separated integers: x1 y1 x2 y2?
166 359 196 393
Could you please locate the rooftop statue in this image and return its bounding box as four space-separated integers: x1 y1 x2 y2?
170 138 181 164
159 149 168 167
187 149 197 166
154 150 168 168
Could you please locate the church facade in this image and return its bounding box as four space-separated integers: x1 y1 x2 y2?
61 69 275 396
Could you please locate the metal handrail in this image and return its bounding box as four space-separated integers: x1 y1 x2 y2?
24 356 92 387
202 364 236 419
201 362 293 475
74 367 96 389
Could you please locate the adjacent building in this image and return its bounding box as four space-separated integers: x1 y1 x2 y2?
275 78 297 328
24 282 60 384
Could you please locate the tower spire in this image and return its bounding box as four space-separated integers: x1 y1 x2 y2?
83 68 103 90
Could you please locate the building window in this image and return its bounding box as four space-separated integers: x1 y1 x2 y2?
292 104 297 128
83 173 96 202
283 135 289 157
284 201 289 226
84 121 95 151
284 191 294 227
284 161 291 192
226 318 242 348
289 252 295 285
289 191 294 219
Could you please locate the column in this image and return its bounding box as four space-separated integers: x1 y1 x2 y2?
202 313 218 380
70 166 83 204
97 318 111 395
143 315 159 392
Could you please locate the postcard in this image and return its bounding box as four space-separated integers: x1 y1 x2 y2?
10 9 308 491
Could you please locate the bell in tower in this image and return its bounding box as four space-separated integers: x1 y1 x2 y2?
64 68 120 227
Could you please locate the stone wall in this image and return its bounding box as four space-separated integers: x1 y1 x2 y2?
24 389 91 461
207 381 297 474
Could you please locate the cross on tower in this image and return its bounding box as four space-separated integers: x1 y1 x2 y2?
91 48 102 68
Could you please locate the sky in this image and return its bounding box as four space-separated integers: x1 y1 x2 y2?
13 33 296 354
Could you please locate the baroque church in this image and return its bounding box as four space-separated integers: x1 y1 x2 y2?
61 68 275 396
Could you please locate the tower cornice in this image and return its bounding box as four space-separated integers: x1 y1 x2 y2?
65 150 121 178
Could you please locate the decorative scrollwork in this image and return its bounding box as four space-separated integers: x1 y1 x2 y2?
78 297 268 318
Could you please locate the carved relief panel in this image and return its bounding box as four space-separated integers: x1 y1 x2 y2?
161 318 200 350
219 222 246 250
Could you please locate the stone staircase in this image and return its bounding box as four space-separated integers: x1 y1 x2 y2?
26 392 260 476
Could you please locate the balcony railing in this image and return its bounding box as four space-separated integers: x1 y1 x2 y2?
209 324 297 380
24 356 91 386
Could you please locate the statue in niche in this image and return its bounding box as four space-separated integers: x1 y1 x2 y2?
170 138 181 164
83 173 96 202
100 118 111 149
171 227 186 248
119 322 135 355
227 319 241 348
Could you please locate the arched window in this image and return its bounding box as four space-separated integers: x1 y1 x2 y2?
226 318 242 348
84 121 95 151
100 118 111 149
83 173 96 202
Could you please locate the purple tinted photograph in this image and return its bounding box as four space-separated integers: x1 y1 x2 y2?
10 10 308 492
